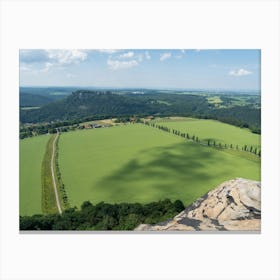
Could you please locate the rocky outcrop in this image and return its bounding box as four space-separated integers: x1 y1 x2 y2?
135 178 261 231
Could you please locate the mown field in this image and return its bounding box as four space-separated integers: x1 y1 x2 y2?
20 134 50 215
155 117 260 149
58 124 260 208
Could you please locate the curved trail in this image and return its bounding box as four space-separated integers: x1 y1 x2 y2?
51 132 62 214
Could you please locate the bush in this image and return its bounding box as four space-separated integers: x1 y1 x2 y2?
20 199 185 231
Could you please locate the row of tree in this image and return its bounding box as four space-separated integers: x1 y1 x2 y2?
143 121 261 157
20 113 149 139
54 135 69 209
20 199 185 230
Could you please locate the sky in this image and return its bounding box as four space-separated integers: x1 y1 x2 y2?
19 49 260 90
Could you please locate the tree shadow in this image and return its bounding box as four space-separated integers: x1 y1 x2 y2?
92 141 235 204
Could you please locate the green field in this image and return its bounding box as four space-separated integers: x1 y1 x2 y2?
155 118 260 149
58 124 260 208
20 134 50 215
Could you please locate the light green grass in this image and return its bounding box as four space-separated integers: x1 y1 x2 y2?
59 124 260 208
41 134 61 214
20 134 50 215
155 118 260 149
207 96 223 105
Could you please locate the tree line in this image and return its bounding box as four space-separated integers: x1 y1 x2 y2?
20 91 260 135
20 199 185 230
20 114 147 139
54 135 69 209
143 121 261 157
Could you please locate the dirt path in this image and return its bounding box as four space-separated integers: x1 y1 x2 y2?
51 132 62 214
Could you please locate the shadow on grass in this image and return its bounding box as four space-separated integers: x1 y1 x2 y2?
93 141 234 203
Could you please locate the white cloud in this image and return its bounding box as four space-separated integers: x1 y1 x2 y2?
46 49 87 66
97 49 121 54
160 52 171 61
145 51 151 60
40 62 53 72
119 51 134 59
175 55 182 59
181 49 185 54
107 57 138 70
229 68 252 76
30 49 88 72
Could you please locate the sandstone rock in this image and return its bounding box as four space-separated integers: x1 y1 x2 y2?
135 178 261 231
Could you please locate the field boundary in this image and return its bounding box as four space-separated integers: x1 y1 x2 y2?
41 134 59 214
41 133 66 214
141 121 261 159
54 134 70 210
51 133 62 214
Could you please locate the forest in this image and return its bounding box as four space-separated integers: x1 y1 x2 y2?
20 90 261 133
20 199 185 230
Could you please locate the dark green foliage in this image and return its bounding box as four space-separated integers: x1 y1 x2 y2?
20 93 52 107
54 136 69 209
200 105 260 133
173 200 185 212
19 199 185 230
20 91 260 135
21 91 209 123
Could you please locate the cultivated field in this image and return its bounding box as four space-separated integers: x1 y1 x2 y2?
58 124 260 208
20 134 50 215
155 118 260 149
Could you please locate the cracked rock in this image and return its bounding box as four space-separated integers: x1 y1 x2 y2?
134 178 261 231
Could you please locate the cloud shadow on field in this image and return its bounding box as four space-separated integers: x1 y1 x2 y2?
92 141 233 202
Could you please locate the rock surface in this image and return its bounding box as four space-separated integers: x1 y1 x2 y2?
135 178 261 231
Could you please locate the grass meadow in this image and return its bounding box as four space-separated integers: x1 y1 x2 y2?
155 118 260 149
58 124 260 208
20 134 50 215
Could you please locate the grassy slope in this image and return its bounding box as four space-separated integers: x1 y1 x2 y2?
41 134 61 214
155 118 260 149
20 134 50 215
59 124 260 208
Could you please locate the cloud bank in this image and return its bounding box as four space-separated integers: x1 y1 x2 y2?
229 68 252 76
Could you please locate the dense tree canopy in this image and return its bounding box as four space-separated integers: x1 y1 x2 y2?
20 91 261 133
20 199 185 230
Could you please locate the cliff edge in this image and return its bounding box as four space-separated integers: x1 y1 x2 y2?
135 178 261 231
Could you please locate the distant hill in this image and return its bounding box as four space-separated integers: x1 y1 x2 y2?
20 93 53 107
20 90 209 122
20 90 260 131
20 87 74 107
20 86 76 96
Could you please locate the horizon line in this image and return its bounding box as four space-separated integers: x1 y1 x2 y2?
19 85 260 92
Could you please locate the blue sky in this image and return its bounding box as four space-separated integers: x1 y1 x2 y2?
19 49 260 90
